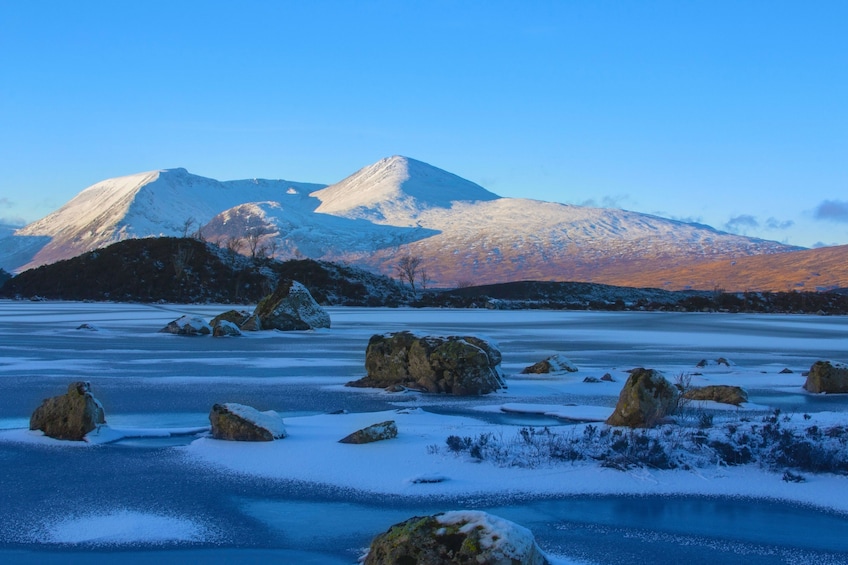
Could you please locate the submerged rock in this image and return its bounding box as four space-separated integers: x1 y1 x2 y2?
348 331 504 395
521 354 578 374
364 510 549 565
209 403 287 441
30 381 106 441
682 385 748 406
804 361 848 394
245 280 330 331
606 368 679 428
339 420 398 444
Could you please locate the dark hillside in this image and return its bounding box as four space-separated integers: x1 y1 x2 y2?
0 238 409 305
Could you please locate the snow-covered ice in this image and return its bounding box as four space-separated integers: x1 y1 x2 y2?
1 302 848 563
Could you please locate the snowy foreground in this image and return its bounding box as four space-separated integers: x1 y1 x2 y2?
1 302 848 564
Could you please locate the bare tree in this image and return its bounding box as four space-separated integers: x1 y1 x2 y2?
172 243 194 279
263 239 279 259
179 217 196 239
246 228 265 259
418 267 431 291
396 255 423 293
226 236 244 255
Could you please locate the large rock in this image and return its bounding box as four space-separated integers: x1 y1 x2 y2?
245 280 330 331
212 320 242 337
682 385 748 405
521 354 578 374
804 361 848 393
159 315 212 336
30 381 106 441
339 420 398 444
211 309 250 327
606 368 679 428
209 403 287 441
364 511 549 565
349 331 505 395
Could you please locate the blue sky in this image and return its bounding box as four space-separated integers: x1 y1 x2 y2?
1 0 846 247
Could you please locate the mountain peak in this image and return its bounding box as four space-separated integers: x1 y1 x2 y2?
310 156 500 224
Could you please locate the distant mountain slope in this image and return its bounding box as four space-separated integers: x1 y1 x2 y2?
0 156 801 290
356 197 797 287
596 244 848 292
5 169 324 272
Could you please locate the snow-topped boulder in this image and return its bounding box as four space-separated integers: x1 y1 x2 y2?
30 381 106 441
339 420 398 444
244 280 330 331
363 510 549 565
606 368 679 428
212 320 242 337
804 360 848 394
159 315 212 336
348 331 504 395
521 354 578 374
209 403 287 441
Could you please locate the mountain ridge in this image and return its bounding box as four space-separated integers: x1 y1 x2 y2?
0 156 808 290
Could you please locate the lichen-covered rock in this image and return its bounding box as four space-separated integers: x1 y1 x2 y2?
606 368 679 428
804 361 848 393
349 331 504 395
339 420 398 444
159 315 212 336
521 354 578 374
363 511 549 565
247 280 330 331
30 381 106 441
209 403 287 441
683 385 748 405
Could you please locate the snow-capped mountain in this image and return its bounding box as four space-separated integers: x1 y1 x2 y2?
0 156 799 288
311 156 499 225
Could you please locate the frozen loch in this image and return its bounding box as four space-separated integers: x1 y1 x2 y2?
1 301 848 564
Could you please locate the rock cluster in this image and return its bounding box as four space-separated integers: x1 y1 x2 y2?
804 361 848 394
606 368 679 428
364 510 549 565
30 381 106 440
348 331 504 395
160 280 330 336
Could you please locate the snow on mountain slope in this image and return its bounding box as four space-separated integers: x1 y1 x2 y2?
5 169 324 272
200 200 436 260
0 156 801 290
349 197 798 287
311 155 500 226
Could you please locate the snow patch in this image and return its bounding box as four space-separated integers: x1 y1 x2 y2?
33 509 213 545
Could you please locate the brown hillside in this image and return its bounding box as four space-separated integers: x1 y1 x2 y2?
597 245 848 292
